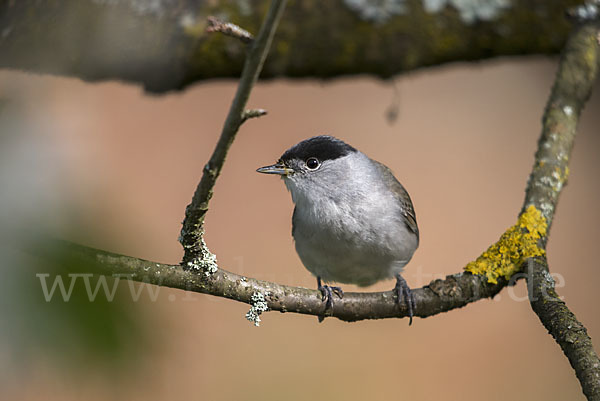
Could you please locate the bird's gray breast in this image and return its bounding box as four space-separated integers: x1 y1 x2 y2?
291 178 418 287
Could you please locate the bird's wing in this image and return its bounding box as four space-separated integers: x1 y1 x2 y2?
371 160 419 243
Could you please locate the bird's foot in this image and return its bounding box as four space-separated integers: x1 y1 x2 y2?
319 284 344 309
317 277 343 322
394 274 416 325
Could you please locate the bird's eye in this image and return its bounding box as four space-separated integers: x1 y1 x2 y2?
306 157 320 170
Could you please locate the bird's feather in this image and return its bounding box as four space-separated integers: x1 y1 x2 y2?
371 160 419 243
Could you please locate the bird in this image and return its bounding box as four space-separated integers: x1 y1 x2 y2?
257 135 419 324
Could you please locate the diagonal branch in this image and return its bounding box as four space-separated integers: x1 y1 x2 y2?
179 0 286 267
521 21 600 401
522 21 599 230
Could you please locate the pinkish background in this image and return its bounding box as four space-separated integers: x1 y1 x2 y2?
1 57 599 400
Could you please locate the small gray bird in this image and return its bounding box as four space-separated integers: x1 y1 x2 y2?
257 135 419 323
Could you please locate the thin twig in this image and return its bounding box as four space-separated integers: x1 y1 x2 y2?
241 108 268 123
180 1 287 268
206 16 254 44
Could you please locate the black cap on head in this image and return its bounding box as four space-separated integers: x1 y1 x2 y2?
281 135 356 163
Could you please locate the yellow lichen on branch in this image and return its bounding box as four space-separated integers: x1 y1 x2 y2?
465 205 548 284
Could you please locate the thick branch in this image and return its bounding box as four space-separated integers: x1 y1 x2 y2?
521 21 600 401
522 21 600 230
0 0 582 93
179 1 285 266
36 239 508 322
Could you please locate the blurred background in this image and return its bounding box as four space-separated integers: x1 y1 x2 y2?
0 56 599 400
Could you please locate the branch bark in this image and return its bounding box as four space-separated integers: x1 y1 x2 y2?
0 0 582 93
521 21 600 401
33 239 508 322
528 257 600 401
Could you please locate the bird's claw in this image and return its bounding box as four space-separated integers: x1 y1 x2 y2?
395 274 416 325
317 277 343 322
319 285 343 307
331 286 344 300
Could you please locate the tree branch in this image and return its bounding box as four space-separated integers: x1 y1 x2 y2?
522 21 599 230
521 21 600 401
179 1 286 267
528 257 600 401
0 0 582 93
34 239 508 323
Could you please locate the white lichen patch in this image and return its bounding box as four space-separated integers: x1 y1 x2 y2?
185 237 218 277
563 105 574 117
539 175 561 192
343 0 408 23
538 201 554 221
245 292 269 327
542 270 555 287
424 0 511 23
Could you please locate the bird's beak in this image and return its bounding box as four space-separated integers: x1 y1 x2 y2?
256 161 293 176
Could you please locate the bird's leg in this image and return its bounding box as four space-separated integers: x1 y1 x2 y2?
394 274 416 325
317 277 344 322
